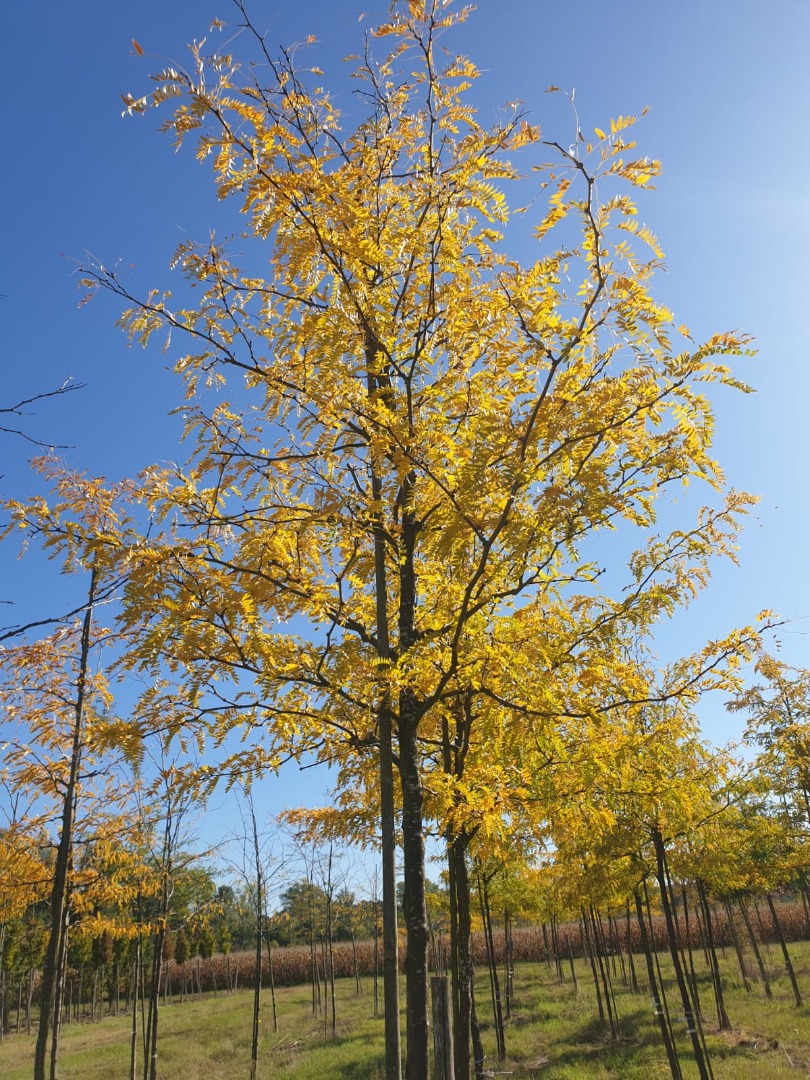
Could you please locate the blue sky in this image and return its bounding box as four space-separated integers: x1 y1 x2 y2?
2 1 810 848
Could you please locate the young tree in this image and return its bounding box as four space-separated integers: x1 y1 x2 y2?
0 463 140 1080
729 655 810 838
84 3 757 1072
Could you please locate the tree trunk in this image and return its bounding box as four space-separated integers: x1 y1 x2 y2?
653 832 713 1080
430 976 454 1080
373 906 380 1019
146 926 165 1080
624 902 639 994
397 446 429 1080
325 848 337 1038
250 808 263 1080
50 924 70 1080
634 887 682 1080
469 969 485 1080
580 908 605 1025
266 939 278 1035
504 912 514 1020
565 934 578 992
129 949 139 1080
696 879 731 1030
609 913 627 987
680 886 702 1017
541 923 551 969
738 898 771 999
399 713 429 1080
766 893 802 1007
723 899 751 993
366 338 403 1080
447 833 472 1080
478 872 505 1060
34 566 98 1080
590 907 619 1040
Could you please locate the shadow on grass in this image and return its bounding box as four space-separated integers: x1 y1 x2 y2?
505 1004 683 1077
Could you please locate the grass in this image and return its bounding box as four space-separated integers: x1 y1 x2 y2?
3 943 810 1078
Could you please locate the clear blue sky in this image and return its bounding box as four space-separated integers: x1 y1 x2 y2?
2 1 809 843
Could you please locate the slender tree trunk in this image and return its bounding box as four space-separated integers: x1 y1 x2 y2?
696 879 731 1030
34 566 98 1080
565 934 578 991
265 938 278 1035
541 923 551 969
581 909 605 1024
476 871 505 1061
140 946 148 1062
129 949 139 1080
625 902 639 994
753 898 775 965
469 968 485 1080
738 898 772 999
0 923 5 1041
250 806 263 1080
373 905 380 1020
310 912 318 1017
146 926 165 1080
503 912 513 1020
27 966 34 1034
653 831 713 1080
351 933 361 998
590 908 619 1040
609 913 627 986
766 893 802 1006
680 886 702 1017
325 847 337 1038
50 922 70 1080
723 899 751 992
634 887 682 1080
552 917 564 982
366 341 402 1080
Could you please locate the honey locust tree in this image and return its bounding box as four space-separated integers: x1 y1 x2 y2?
85 2 754 1073
729 655 810 841
1 462 139 1080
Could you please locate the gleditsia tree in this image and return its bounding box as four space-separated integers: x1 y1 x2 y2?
728 655 810 840
415 597 763 1076
84 2 756 1072
0 804 51 1036
1 463 138 1080
545 680 746 1080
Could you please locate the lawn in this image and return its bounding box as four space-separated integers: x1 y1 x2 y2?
3 944 810 1078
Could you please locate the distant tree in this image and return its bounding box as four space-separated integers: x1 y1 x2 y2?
278 881 328 946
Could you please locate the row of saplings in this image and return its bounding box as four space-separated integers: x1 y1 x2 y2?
2 877 808 1079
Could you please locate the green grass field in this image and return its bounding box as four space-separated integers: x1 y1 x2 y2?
3 945 810 1078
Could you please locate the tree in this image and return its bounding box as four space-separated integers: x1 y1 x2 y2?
729 654 810 840
0 462 140 1080
84 2 756 1073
